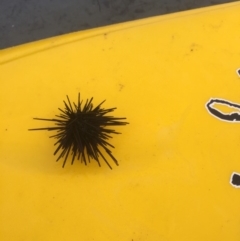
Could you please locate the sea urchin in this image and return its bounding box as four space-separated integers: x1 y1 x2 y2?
29 93 128 168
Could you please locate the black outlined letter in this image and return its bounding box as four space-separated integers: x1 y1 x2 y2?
206 98 240 122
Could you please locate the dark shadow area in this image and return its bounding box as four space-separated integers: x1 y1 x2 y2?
0 0 237 49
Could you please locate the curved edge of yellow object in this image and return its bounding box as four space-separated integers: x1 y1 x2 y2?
1 1 240 64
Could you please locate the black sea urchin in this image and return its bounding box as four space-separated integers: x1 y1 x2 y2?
29 93 128 168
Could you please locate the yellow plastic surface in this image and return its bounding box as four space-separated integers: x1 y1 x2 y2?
1 2 240 240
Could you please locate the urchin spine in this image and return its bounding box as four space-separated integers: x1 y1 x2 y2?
29 93 128 168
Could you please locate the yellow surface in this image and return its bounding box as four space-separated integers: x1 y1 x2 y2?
1 2 240 240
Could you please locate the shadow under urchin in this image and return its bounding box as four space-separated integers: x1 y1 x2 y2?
29 93 128 168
